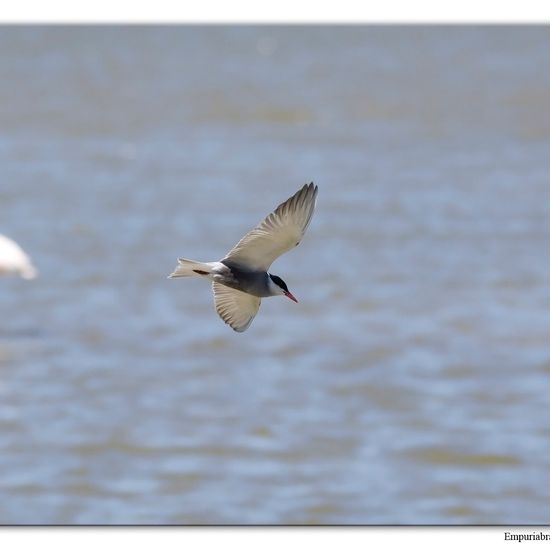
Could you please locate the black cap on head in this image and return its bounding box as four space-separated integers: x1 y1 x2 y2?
269 274 289 292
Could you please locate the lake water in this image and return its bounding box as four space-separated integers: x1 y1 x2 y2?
1 25 550 524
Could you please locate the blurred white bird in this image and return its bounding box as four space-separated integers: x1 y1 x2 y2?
0 234 38 280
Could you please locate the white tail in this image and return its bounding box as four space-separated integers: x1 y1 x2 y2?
168 258 214 279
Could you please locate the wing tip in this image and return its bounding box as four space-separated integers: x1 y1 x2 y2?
231 322 250 333
306 181 318 191
221 314 254 332
300 181 318 202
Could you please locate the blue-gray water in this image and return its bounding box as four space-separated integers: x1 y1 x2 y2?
1 26 550 524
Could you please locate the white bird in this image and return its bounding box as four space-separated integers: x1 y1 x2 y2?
169 182 318 332
0 234 38 280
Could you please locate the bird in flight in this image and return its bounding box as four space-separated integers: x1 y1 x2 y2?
169 182 318 332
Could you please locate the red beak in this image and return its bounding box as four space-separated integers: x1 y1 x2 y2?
285 291 298 303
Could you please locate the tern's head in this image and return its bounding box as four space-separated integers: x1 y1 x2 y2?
268 274 298 303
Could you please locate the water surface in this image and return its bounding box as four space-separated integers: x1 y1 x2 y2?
1 26 550 524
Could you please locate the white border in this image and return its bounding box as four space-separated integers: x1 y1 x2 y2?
0 526 531 550
1 0 550 22
0 7 548 548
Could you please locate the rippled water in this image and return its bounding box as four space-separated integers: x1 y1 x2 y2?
2 25 550 524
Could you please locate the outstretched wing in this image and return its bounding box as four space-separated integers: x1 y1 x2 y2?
223 182 318 271
212 282 261 332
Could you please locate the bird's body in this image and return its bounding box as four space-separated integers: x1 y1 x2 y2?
211 260 273 297
174 259 275 297
0 234 38 280
169 182 318 332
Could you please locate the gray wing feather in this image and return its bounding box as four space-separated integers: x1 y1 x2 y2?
212 282 261 332
223 182 318 271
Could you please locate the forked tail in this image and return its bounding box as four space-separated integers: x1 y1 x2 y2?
168 258 214 278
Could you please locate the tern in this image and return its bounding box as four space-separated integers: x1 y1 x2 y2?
169 182 318 332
